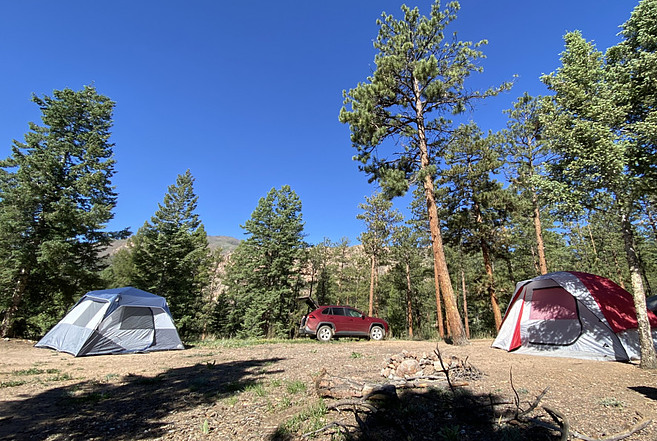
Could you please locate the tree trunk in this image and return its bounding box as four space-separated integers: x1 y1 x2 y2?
414 77 466 345
474 202 502 331
368 255 376 317
461 266 470 339
433 263 445 338
0 271 28 338
482 240 502 331
620 210 657 369
405 262 414 338
532 191 548 275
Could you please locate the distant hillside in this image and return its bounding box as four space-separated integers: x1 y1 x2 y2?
103 235 241 257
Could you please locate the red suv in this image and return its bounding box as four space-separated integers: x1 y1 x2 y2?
298 299 389 341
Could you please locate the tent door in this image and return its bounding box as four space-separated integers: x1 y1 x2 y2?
526 287 583 346
116 306 156 351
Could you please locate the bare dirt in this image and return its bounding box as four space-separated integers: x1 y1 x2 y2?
1 338 656 440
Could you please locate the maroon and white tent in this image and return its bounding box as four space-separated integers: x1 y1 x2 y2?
492 271 657 361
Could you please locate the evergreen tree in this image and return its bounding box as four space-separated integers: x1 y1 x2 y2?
503 93 553 275
306 238 337 305
542 25 657 368
223 185 305 338
339 1 511 344
390 223 426 338
440 123 511 331
357 193 402 317
0 86 127 337
130 170 210 339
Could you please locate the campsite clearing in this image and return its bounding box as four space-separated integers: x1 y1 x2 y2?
1 338 656 440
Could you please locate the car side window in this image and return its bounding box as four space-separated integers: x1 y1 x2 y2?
321 308 332 315
332 307 345 316
346 308 362 318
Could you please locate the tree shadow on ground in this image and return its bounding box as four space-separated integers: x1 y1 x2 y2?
0 356 285 440
272 386 560 441
628 386 657 401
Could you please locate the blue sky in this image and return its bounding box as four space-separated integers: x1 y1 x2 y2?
0 1 638 245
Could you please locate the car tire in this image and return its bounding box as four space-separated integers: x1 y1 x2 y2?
316 325 333 342
369 326 385 341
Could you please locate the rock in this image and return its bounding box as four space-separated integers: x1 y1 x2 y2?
396 358 420 377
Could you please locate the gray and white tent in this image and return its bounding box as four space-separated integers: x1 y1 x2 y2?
36 287 184 356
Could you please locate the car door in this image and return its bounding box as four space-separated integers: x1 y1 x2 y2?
345 307 369 334
330 307 349 334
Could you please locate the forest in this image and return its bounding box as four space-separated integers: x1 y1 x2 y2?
0 0 655 365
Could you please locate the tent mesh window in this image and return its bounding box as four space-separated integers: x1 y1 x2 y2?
72 300 106 328
119 307 155 330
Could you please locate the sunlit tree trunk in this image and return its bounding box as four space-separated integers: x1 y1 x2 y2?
405 262 414 338
532 192 548 275
620 210 657 369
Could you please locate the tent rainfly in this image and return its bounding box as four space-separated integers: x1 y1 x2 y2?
36 287 184 356
492 271 657 361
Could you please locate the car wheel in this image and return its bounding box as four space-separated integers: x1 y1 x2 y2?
316 325 333 342
369 326 385 341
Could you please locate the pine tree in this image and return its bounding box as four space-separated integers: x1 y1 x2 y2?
0 86 127 337
339 1 510 344
222 186 305 338
357 193 403 317
503 93 553 275
131 170 210 339
542 26 657 368
440 123 511 331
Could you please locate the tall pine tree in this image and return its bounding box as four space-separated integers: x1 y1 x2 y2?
542 25 657 368
0 86 126 337
339 1 510 344
222 186 305 338
131 170 210 339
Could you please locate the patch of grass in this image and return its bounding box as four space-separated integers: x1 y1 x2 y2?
350 351 363 359
45 372 73 382
12 367 44 376
184 351 218 358
286 380 306 395
222 379 262 396
1 380 27 388
439 425 462 441
600 397 625 408
222 396 239 407
244 382 267 397
279 396 292 409
270 378 282 388
104 373 119 382
189 337 318 349
279 399 327 434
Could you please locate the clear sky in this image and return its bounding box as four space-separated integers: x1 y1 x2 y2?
0 1 639 245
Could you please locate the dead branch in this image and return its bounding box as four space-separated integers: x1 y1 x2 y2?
301 421 352 439
570 418 652 441
327 399 379 413
434 346 455 392
510 367 520 410
518 387 549 418
544 405 570 441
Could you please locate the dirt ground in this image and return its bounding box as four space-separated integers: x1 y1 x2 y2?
1 338 656 441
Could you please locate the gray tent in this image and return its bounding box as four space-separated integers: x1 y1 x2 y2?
36 287 184 356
